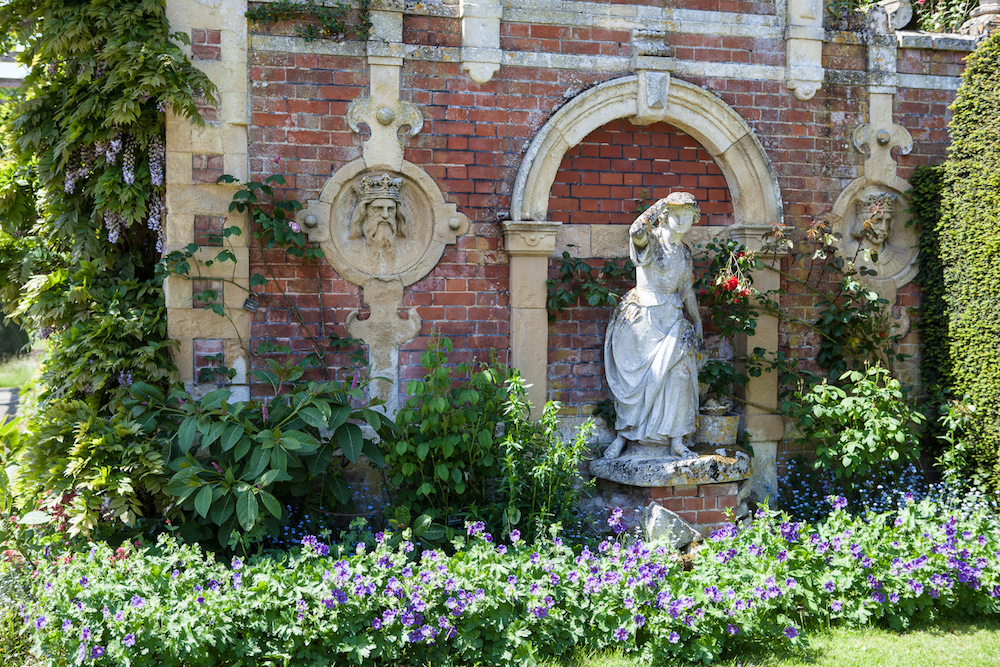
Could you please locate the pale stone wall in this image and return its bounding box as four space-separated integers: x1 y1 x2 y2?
165 0 251 401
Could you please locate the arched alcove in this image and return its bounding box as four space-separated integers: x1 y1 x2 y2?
502 73 785 497
509 75 782 228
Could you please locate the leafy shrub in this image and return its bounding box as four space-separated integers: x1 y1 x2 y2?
386 337 512 530
0 0 213 537
11 492 1000 666
789 365 924 479
5 277 176 535
126 376 394 552
914 0 976 33
498 374 594 542
938 29 1000 494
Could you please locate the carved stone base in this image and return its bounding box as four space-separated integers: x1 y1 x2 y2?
588 444 751 487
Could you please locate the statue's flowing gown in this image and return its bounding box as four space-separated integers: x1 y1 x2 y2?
604 229 700 444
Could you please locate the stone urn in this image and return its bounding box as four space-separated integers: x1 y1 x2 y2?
696 402 740 446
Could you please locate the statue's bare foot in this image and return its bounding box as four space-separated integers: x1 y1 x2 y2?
604 435 626 460
670 437 696 458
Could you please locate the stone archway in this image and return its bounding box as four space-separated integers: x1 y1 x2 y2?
502 73 785 496
508 75 782 227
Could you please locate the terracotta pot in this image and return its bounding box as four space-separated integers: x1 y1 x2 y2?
695 413 740 446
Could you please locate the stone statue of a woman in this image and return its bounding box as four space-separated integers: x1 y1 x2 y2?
603 192 704 460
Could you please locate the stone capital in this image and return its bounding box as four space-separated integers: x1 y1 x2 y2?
502 221 561 257
729 223 789 259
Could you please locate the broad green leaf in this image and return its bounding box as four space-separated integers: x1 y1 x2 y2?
202 420 226 448
200 389 231 412
299 406 327 429
328 404 351 430
270 446 288 472
327 474 350 505
130 382 164 403
308 443 335 476
221 424 245 452
361 408 382 431
247 447 270 479
362 440 385 468
412 513 432 537
236 492 259 531
194 485 213 518
16 511 51 526
336 423 364 462
233 437 251 462
178 417 197 451
210 495 235 527
259 491 282 518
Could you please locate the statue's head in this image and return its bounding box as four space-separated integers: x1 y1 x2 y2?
349 174 407 247
852 192 896 247
660 191 701 237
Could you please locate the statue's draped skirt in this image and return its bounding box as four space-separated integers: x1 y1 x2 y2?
605 290 699 443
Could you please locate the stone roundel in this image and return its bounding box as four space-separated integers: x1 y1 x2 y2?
298 159 470 287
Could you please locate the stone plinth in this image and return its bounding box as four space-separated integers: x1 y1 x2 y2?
588 444 750 487
586 445 751 539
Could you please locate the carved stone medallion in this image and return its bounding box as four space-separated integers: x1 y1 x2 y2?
297 159 470 411
829 179 917 335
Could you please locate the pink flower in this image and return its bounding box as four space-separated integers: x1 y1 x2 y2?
274 156 281 163
288 221 300 233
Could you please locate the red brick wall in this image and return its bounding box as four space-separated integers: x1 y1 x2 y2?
548 119 734 227
242 16 965 427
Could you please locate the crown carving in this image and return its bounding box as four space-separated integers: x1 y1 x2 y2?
857 191 897 216
358 173 402 203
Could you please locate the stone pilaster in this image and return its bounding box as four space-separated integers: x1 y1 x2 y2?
502 221 560 416
785 0 825 100
730 223 787 500
165 0 250 401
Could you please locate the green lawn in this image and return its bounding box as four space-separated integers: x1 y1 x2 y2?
0 340 43 388
0 354 39 388
548 619 1000 667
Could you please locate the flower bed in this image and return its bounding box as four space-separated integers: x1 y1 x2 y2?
14 497 1000 666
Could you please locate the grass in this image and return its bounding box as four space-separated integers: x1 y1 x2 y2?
0 353 40 388
0 339 43 389
546 619 1000 667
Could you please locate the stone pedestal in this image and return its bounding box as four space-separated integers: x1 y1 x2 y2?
587 444 751 539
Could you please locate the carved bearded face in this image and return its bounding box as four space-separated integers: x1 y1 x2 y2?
363 198 398 248
867 208 891 246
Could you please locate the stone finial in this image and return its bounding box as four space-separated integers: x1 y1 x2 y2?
961 2 1000 36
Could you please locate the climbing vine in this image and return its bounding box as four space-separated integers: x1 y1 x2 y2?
0 0 215 531
246 0 373 42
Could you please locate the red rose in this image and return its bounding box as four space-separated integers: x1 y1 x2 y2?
723 276 739 291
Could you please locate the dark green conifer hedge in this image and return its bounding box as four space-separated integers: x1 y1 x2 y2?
938 29 1000 491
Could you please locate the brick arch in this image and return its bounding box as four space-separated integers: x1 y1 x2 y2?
548 119 735 227
509 75 782 229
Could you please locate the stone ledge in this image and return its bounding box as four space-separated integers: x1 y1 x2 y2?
897 31 977 51
589 444 751 487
